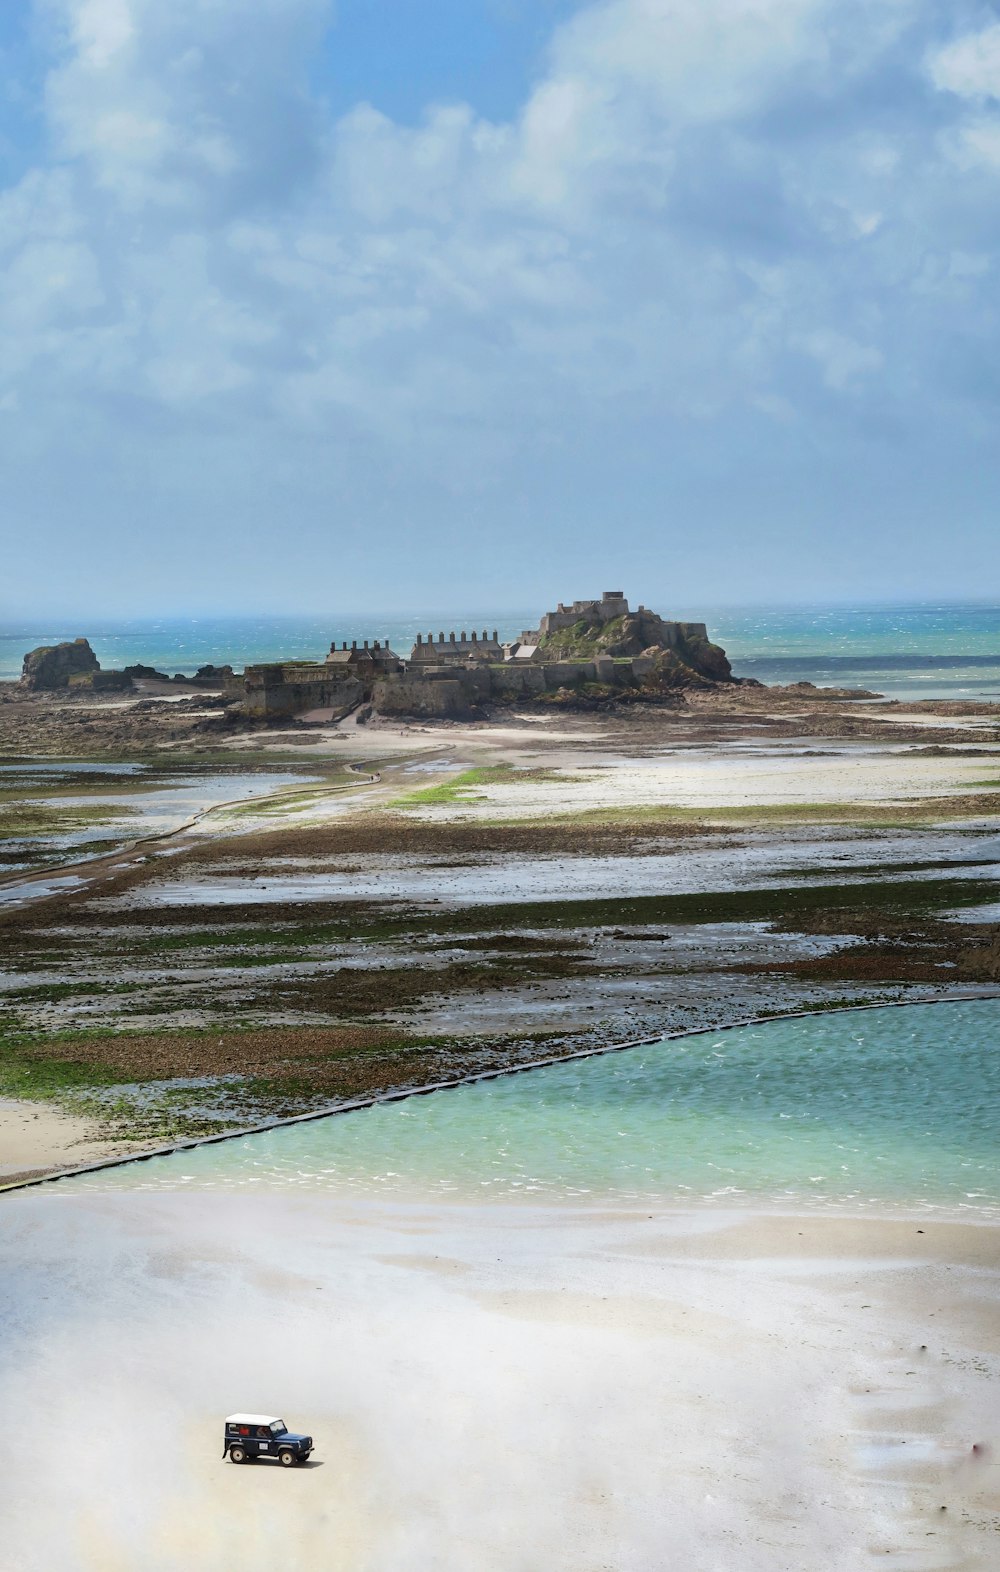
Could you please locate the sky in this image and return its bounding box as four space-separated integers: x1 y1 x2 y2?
2 0 1000 617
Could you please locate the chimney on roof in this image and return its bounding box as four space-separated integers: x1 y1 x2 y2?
364 640 369 650
416 633 422 645
351 640 357 650
471 630 477 642
492 630 497 641
461 630 466 641
439 632 444 642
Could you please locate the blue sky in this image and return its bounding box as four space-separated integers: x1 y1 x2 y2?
2 0 1000 616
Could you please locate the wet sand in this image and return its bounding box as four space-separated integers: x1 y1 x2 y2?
0 1097 131 1183
2 691 999 1169
0 1190 996 1571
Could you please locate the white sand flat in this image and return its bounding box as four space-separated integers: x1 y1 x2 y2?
0 1191 996 1571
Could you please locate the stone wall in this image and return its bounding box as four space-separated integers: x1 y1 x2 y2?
237 664 362 719
372 676 472 717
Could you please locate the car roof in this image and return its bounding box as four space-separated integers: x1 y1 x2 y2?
225 1414 283 1426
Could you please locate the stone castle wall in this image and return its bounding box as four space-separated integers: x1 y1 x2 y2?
371 676 471 717
525 590 630 642
236 664 362 719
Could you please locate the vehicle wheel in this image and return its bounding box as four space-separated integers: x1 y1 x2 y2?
229 1445 246 1464
278 1449 296 1467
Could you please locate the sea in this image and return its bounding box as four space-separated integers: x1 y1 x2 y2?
3 602 1000 702
64 999 1000 1217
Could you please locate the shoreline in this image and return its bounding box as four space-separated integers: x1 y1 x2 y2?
0 1096 137 1186
2 693 999 1175
5 987 999 1194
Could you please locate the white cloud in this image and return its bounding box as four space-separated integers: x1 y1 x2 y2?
548 0 828 120
43 0 325 207
71 0 135 69
929 22 1000 101
946 115 1000 170
3 0 1000 606
0 0 968 434
796 330 884 391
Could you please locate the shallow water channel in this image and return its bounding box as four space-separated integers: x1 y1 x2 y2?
0 760 318 886
66 998 1000 1215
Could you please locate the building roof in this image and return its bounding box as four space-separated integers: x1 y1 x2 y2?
326 645 400 664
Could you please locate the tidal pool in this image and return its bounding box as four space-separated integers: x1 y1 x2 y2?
111 825 1000 907
0 763 318 883
66 998 1000 1215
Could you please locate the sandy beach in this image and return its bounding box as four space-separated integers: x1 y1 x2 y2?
0 1098 131 1185
0 1188 996 1571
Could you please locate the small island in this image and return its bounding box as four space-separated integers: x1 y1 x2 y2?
19 592 739 727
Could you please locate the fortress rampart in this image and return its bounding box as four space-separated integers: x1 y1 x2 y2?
230 592 732 721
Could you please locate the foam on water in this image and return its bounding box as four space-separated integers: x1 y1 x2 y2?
67 998 1000 1215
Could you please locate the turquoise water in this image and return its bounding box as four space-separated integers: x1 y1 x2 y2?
3 603 1000 700
712 602 1000 701
67 1000 1000 1215
0 613 535 684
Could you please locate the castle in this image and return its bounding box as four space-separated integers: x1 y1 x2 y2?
228 592 732 719
525 590 630 643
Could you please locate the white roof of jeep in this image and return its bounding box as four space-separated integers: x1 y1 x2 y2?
226 1414 283 1426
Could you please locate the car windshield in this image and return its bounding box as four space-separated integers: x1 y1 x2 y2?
269 1421 287 1436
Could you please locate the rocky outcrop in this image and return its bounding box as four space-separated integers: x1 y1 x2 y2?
90 670 134 692
635 649 714 691
536 605 732 684
192 664 234 684
122 663 233 687
21 638 100 690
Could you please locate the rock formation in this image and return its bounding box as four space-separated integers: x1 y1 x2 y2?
21 638 100 690
533 602 732 684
